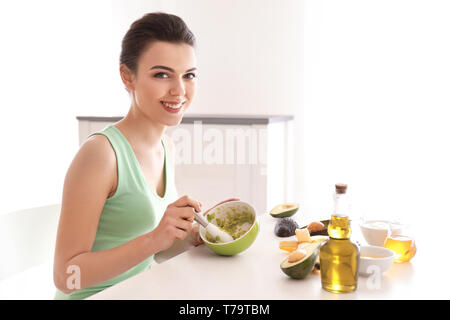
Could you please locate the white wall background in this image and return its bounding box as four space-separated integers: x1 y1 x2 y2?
303 0 450 226
0 0 116 214
0 0 449 230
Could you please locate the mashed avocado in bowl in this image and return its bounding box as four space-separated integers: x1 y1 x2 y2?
199 201 259 256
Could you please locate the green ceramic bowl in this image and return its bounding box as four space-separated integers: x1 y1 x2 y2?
199 201 259 256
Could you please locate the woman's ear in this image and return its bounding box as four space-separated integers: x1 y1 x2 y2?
119 64 135 91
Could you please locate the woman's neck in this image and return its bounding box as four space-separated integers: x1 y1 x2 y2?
115 105 166 151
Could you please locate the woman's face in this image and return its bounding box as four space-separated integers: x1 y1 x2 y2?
123 41 197 126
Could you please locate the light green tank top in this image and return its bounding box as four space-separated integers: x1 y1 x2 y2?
54 125 178 300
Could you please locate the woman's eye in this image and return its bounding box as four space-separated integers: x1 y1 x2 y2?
154 72 169 78
184 73 197 79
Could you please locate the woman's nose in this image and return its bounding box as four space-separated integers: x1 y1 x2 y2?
169 78 186 96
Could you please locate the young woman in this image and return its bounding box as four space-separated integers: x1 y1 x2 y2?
53 12 238 300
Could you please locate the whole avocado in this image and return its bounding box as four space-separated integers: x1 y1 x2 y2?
274 218 299 237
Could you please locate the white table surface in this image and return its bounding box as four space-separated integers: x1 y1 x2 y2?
88 213 444 300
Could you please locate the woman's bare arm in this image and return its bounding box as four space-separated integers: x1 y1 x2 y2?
53 135 162 293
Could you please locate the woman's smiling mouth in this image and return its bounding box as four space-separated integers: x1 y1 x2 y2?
160 100 185 113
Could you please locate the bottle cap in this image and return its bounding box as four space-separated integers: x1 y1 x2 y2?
335 183 347 194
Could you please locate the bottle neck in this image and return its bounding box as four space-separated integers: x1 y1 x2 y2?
329 193 351 239
334 193 349 216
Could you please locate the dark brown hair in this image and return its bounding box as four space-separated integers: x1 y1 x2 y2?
120 12 196 74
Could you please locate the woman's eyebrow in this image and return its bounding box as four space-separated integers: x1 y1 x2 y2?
149 65 197 73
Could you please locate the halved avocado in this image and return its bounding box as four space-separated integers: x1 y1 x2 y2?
300 219 330 236
270 203 299 218
280 242 321 279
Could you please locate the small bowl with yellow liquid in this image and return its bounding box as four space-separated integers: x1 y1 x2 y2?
358 245 394 277
382 223 417 263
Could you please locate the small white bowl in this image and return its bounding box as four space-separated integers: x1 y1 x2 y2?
360 220 401 246
359 245 394 277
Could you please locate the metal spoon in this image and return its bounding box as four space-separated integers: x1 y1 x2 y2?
193 212 234 243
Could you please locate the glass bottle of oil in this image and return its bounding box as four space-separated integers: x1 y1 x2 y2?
319 183 360 293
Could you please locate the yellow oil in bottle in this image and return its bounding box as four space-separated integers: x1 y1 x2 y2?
383 235 416 263
320 215 359 293
319 184 359 293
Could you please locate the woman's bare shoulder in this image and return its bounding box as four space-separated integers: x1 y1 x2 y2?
77 134 115 165
65 134 117 191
